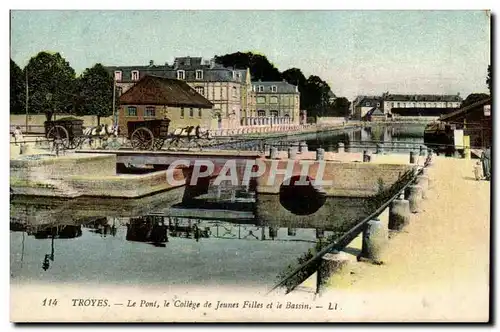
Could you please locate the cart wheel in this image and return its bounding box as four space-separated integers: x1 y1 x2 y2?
47 125 69 150
66 137 81 150
131 127 154 150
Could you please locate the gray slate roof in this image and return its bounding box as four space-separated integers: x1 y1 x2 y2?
252 81 299 94
105 57 248 83
368 107 385 116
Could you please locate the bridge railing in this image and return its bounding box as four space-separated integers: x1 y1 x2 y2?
269 152 432 295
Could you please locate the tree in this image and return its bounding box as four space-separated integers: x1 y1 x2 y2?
303 75 332 117
76 63 116 125
282 68 307 88
215 51 282 81
10 59 25 114
326 97 351 117
486 65 491 94
23 51 76 121
216 51 336 116
461 93 490 108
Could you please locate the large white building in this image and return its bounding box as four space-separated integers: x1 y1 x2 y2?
352 93 463 120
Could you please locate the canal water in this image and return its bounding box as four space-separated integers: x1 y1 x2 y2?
10 125 425 291
211 124 426 154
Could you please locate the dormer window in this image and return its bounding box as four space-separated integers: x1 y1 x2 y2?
271 86 277 93
114 71 122 81
366 102 371 107
258 86 264 92
131 70 139 81
177 70 185 80
196 70 203 80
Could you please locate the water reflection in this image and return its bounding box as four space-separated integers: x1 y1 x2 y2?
10 186 365 287
306 125 425 153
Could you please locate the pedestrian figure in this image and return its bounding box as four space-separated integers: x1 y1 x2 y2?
473 161 483 181
481 146 491 181
13 126 23 146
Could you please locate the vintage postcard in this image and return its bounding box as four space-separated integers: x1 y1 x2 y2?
9 9 491 323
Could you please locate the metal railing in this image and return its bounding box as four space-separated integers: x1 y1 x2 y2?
10 125 46 134
268 153 432 295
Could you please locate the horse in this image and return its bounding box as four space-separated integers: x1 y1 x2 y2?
167 125 212 149
82 124 119 148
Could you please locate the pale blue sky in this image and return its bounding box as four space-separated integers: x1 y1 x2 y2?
10 10 491 99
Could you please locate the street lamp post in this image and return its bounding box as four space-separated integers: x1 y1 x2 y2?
112 78 117 126
25 70 28 132
46 93 53 121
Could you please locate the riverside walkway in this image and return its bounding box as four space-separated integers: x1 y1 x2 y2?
296 156 490 322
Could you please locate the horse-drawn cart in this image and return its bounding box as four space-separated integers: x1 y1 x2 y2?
44 117 84 150
127 119 171 150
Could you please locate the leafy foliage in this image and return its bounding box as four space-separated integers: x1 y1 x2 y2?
325 97 351 117
23 52 76 121
215 51 344 117
75 63 116 124
10 59 25 114
215 51 282 81
461 93 490 108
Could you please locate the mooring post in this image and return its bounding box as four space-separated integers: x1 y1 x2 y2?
416 175 429 199
270 147 278 159
338 142 345 153
316 148 325 161
358 219 388 264
363 150 371 162
406 185 423 213
389 198 411 231
299 141 308 153
419 145 426 156
316 251 350 295
409 151 416 164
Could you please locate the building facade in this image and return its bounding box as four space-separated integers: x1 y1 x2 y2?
352 93 463 119
106 57 252 129
248 80 301 125
118 75 213 135
383 93 462 117
352 96 383 119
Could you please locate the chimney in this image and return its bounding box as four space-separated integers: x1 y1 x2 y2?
149 60 154 67
209 58 215 69
174 58 180 69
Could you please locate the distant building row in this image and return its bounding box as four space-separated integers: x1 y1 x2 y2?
105 57 301 129
352 93 463 120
